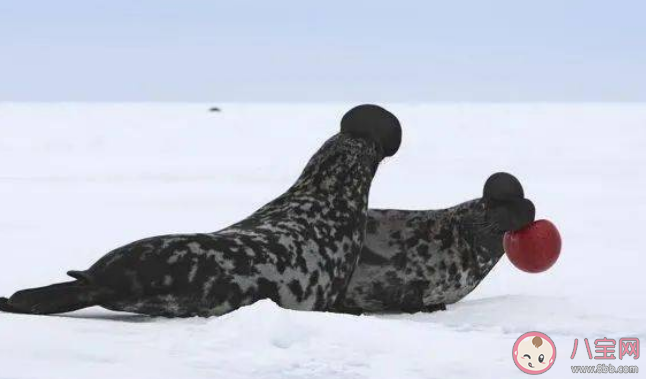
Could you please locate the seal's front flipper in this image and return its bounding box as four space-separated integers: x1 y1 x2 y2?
423 303 447 313
1 280 113 315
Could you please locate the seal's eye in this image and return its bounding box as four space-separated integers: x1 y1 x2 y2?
523 354 531 359
539 354 544 363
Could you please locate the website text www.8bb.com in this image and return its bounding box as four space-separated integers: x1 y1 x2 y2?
571 363 638 374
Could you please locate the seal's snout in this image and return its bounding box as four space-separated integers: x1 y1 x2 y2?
484 172 536 232
504 198 536 232
341 104 402 157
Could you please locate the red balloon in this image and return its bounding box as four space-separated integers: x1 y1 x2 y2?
503 219 561 273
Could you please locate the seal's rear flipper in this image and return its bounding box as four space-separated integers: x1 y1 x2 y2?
0 297 22 313
67 270 93 284
0 280 113 315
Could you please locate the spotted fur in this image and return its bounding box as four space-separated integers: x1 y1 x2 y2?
332 196 533 314
1 133 387 317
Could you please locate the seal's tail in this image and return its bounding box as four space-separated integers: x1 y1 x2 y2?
0 278 113 315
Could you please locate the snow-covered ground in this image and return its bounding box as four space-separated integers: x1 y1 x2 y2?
0 103 644 378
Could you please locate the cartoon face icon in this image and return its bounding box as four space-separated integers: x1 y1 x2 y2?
513 332 556 374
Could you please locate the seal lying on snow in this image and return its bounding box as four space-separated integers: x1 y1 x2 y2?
332 172 535 314
0 104 402 317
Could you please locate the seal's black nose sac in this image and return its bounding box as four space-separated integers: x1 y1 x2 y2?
341 104 402 157
484 172 536 231
483 172 525 201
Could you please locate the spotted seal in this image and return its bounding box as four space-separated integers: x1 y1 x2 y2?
0 104 402 317
332 172 535 314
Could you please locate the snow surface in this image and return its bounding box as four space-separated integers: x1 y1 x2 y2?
0 103 644 379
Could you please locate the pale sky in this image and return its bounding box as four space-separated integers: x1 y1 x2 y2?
1 0 645 102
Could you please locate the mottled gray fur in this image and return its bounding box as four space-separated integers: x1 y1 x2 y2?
333 174 535 315
1 133 386 317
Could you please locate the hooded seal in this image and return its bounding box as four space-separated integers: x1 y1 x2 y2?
0 104 402 317
332 172 535 314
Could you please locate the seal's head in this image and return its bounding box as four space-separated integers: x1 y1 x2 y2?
341 104 402 158
450 172 535 273
289 104 401 196
483 172 535 232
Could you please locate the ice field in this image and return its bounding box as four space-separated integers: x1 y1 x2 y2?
0 103 644 378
